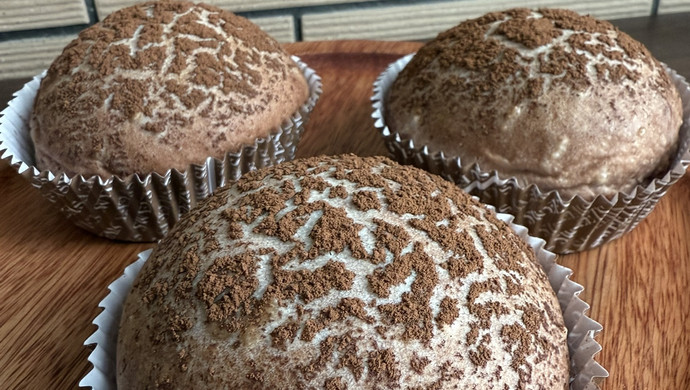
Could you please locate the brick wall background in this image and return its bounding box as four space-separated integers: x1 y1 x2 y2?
1 0 688 80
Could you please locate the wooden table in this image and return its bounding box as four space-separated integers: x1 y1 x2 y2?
2 13 690 390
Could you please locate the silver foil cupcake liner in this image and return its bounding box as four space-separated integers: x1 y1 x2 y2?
79 212 608 389
372 54 690 254
0 56 322 242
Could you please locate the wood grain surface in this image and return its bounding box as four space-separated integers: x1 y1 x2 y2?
1 39 689 390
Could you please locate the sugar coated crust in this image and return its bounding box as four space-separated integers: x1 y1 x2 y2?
30 1 308 177
117 154 569 389
386 8 683 199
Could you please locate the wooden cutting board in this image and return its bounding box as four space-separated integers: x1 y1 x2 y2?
0 40 688 389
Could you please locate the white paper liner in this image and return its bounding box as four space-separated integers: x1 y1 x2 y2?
372 54 690 254
0 56 322 242
80 249 151 390
79 212 607 389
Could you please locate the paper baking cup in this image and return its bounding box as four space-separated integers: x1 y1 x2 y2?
372 54 690 254
79 212 607 389
0 56 321 242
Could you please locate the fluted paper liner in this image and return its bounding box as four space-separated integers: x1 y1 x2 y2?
0 56 321 242
372 54 690 254
79 213 607 389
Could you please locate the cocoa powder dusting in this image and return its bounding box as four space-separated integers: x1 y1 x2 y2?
410 354 431 375
34 0 306 175
477 225 529 276
501 323 532 371
245 369 264 383
436 296 460 326
335 335 364 381
265 260 355 304
467 278 509 328
270 321 300 350
352 190 381 211
177 348 189 372
125 155 566 388
466 324 480 346
374 242 438 343
310 205 367 259
196 251 260 333
301 298 372 342
367 349 401 384
496 16 562 49
329 185 348 199
440 234 484 279
156 308 193 344
174 245 202 300
373 218 411 258
469 344 492 368
324 377 346 390
300 175 330 193
392 7 670 115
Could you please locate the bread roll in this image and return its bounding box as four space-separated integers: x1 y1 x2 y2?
30 1 308 177
117 154 569 389
385 8 683 199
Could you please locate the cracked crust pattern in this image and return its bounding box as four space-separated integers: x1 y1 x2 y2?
30 1 308 177
386 8 683 199
117 154 568 389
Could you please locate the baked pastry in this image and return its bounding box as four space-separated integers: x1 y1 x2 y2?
30 0 309 177
117 154 569 389
385 8 683 199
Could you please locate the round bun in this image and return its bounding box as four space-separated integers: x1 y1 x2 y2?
117 154 569 389
30 1 308 177
385 8 683 199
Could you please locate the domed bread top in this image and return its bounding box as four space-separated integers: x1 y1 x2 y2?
385 8 683 199
30 0 309 177
117 154 569 389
